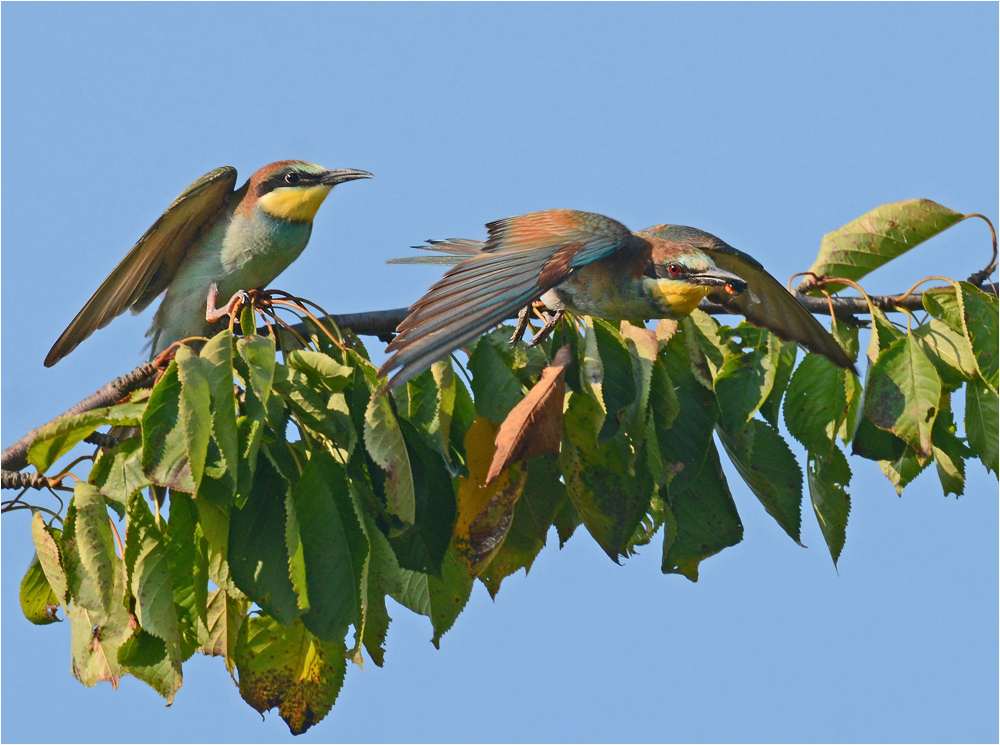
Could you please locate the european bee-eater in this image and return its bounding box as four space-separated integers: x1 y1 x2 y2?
44 161 372 367
379 209 853 389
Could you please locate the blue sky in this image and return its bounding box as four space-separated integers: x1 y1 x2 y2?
2 3 997 742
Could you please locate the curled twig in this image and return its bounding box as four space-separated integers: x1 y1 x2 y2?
964 214 998 285
1 470 50 490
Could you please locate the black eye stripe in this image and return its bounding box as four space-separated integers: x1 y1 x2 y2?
654 262 693 280
256 170 316 196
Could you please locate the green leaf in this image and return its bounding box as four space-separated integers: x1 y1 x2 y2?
387 418 457 576
830 314 861 363
20 553 61 625
931 405 972 496
27 409 115 474
291 450 369 643
807 447 852 566
69 554 129 688
360 513 405 667
662 442 743 582
648 356 680 440
165 491 209 659
553 498 581 547
200 330 239 496
560 392 653 562
228 456 301 624
913 319 977 391
659 322 719 493
118 627 182 703
70 482 117 615
590 318 638 444
284 349 353 392
959 282 999 394
879 445 930 495
759 340 798 429
468 336 524 423
851 413 908 463
965 377 999 475
805 199 965 292
234 415 264 505
236 335 276 415
480 455 567 598
201 588 247 674
783 353 851 455
240 302 257 336
714 324 780 430
395 368 442 447
865 306 904 363
90 437 148 517
922 286 962 328
718 420 803 543
364 392 416 527
427 543 474 648
686 310 727 384
388 564 432 619
195 497 239 594
864 335 942 461
432 360 459 465
850 346 909 463
124 493 183 662
31 511 67 604
277 362 357 461
142 349 211 492
236 616 347 735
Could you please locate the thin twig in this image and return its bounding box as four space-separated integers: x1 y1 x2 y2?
2 362 158 473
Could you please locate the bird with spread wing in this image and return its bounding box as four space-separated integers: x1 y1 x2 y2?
45 161 371 367
379 209 853 389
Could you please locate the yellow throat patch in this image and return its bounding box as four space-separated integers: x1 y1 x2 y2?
257 184 333 222
649 279 713 317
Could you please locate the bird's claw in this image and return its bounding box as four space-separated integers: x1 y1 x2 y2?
509 306 532 346
524 310 564 348
206 283 253 323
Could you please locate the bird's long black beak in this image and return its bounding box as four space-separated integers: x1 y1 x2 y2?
693 267 748 295
321 168 374 186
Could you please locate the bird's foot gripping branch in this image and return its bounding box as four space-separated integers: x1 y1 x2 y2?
3 198 998 735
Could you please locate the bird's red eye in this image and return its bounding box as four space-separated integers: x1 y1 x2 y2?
668 263 681 275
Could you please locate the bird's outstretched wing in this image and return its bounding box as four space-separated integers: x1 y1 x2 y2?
45 166 240 367
639 225 855 371
380 209 639 389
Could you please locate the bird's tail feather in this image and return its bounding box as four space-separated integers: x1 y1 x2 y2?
386 238 485 266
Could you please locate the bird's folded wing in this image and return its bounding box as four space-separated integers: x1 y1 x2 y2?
693 241 855 371
45 166 239 367
379 209 635 388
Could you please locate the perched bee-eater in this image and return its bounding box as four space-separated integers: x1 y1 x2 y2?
379 209 853 389
44 161 372 367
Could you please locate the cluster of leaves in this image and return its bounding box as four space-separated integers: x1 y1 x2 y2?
14 199 998 735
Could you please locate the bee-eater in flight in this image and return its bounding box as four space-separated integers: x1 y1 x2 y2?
45 161 372 367
379 209 853 389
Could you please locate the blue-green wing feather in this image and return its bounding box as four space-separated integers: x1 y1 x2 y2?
379 210 635 388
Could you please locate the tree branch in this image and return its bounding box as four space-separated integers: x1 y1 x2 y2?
4 282 996 477
1 362 157 473
288 283 996 341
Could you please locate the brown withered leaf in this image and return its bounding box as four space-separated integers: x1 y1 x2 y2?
453 418 528 576
486 345 572 485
